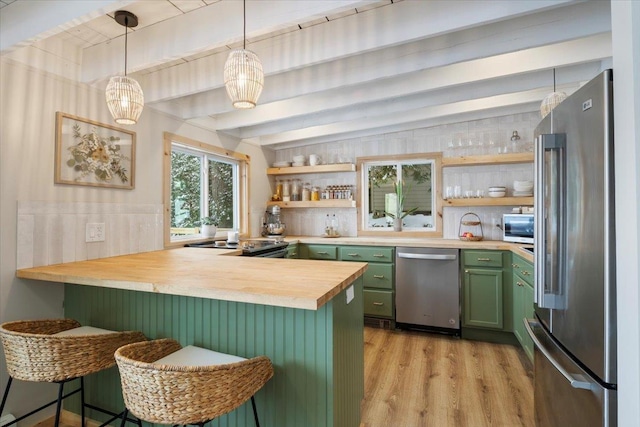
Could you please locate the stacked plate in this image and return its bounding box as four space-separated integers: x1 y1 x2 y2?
488 186 506 198
273 161 291 168
513 180 534 197
292 155 306 167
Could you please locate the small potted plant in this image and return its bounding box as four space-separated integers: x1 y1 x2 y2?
200 216 218 237
386 180 418 231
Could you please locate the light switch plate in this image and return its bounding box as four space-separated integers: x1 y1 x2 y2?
86 223 105 242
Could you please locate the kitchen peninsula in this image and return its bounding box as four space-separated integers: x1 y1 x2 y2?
16 248 368 427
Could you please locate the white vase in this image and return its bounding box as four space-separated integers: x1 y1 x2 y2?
202 224 217 237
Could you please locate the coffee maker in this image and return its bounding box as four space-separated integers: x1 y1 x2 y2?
262 205 286 237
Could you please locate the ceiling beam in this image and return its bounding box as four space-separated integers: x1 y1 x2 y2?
80 0 378 83
250 87 572 146
144 0 608 119
131 0 578 104
236 62 604 140
0 0 134 54
214 33 611 134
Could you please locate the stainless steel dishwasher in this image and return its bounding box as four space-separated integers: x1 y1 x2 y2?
395 247 460 334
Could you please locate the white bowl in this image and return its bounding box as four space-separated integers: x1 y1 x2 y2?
272 161 291 168
292 155 305 162
488 191 506 198
488 186 506 192
514 182 534 190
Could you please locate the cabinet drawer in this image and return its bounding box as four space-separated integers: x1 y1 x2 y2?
363 264 394 290
463 250 504 268
285 244 298 259
339 246 394 263
363 289 394 318
512 255 533 286
306 245 338 260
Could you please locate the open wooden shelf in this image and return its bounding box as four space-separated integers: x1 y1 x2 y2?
267 163 356 175
267 200 356 208
442 152 534 167
444 196 534 207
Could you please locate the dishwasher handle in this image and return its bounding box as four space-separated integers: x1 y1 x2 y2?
397 253 457 261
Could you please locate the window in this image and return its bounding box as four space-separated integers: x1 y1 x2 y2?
358 153 442 237
163 133 249 246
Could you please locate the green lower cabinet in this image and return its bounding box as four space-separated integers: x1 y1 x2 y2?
362 263 393 290
512 253 535 362
461 250 516 344
339 246 395 322
285 243 299 258
363 289 393 318
307 244 338 260
463 268 504 329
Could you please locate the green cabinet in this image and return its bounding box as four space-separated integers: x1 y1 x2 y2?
301 244 396 322
512 253 535 362
307 244 338 260
461 250 513 336
285 243 299 259
339 246 395 321
463 268 503 329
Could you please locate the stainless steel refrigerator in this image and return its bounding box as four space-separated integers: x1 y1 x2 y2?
525 69 616 426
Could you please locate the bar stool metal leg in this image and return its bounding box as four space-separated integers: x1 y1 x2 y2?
251 396 260 427
80 377 86 427
0 377 12 416
54 382 64 427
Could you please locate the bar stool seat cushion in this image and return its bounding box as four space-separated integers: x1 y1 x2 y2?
154 345 246 366
53 326 117 336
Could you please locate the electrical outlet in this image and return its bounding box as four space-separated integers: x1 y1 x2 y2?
86 222 105 242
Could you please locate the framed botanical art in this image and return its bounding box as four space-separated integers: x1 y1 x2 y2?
55 112 136 189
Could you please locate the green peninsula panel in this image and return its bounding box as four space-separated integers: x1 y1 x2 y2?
64 276 363 427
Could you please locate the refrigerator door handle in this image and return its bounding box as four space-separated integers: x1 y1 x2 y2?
397 253 457 261
534 133 566 309
524 319 593 390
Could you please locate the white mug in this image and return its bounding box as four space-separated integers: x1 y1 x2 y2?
227 230 239 243
309 154 320 166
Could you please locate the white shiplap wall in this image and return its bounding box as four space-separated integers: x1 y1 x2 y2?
16 201 163 269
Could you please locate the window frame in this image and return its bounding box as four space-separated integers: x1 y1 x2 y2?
163 132 250 248
357 152 443 238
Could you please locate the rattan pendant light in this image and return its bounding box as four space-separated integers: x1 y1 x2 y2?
540 68 566 119
106 11 144 125
224 0 264 109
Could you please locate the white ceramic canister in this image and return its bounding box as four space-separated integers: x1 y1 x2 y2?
227 230 239 243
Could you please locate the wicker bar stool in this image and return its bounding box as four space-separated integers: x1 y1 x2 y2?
0 319 146 427
115 338 274 427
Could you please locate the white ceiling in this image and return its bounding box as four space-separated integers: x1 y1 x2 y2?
0 0 612 149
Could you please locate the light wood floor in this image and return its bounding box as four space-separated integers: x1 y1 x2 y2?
360 327 534 427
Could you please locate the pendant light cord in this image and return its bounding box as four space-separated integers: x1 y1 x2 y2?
243 0 246 50
124 16 128 76
553 68 556 92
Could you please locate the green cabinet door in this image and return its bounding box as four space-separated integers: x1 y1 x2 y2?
463 268 503 329
513 274 526 344
512 253 535 362
285 243 299 259
522 280 535 361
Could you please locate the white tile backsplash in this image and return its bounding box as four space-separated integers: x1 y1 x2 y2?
17 201 164 268
274 111 538 239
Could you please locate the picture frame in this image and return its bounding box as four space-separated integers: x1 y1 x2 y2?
55 112 136 189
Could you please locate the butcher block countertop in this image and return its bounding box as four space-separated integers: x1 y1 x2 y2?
16 248 367 310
